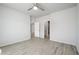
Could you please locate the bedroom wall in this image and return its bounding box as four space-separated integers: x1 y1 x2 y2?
36 6 77 45
50 6 77 45
76 4 79 52
0 5 30 47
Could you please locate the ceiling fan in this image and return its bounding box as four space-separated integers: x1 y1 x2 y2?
27 3 45 11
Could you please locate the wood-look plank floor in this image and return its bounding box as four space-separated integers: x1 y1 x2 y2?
0 37 78 55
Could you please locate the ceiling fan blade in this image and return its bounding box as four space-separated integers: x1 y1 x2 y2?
27 6 33 11
27 4 34 11
36 3 45 11
37 5 45 11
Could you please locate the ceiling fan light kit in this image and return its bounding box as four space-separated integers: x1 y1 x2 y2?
28 3 45 11
33 6 38 10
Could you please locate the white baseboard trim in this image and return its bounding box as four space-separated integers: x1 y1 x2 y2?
50 39 76 46
0 35 31 47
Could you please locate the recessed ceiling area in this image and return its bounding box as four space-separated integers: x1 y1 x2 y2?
0 3 77 18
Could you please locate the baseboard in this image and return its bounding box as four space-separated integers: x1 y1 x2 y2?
50 39 76 46
0 35 31 47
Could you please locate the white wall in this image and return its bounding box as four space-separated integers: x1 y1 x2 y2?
0 6 30 47
36 6 77 45
76 4 79 53
50 7 77 45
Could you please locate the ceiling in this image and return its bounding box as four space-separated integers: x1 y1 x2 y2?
0 3 77 18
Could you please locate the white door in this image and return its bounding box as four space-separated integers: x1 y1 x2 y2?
34 22 39 37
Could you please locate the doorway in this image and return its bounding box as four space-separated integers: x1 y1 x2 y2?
31 23 35 38
31 22 40 38
44 21 50 39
